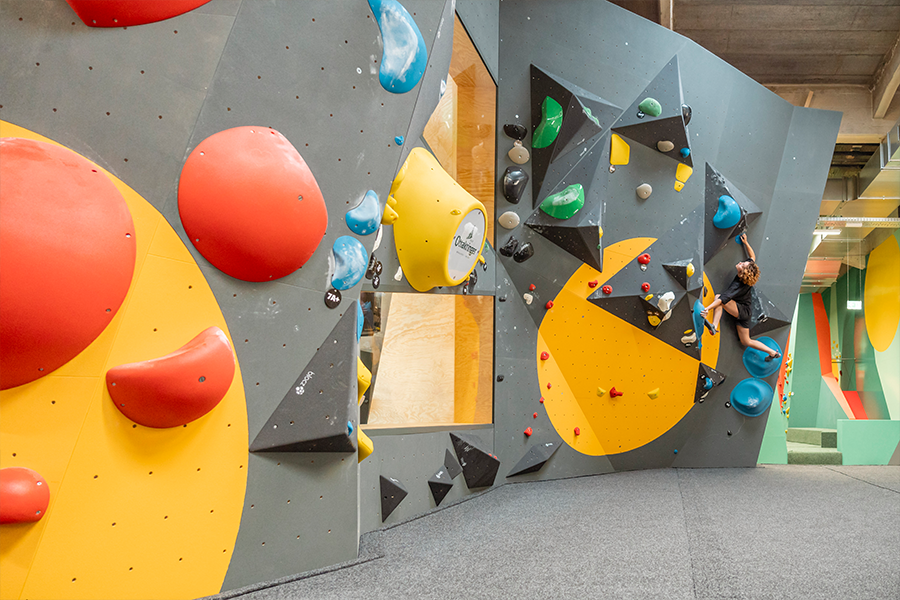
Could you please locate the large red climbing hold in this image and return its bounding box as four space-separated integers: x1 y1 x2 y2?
610 387 624 398
540 351 550 360
178 127 328 282
0 138 136 390
0 467 50 524
638 253 651 265
66 0 212 27
106 327 236 428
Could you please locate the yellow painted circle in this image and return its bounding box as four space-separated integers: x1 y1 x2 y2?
0 122 248 600
537 238 718 456
864 234 900 352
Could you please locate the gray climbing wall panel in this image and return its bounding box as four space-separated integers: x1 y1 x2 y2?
493 0 841 478
456 0 499 84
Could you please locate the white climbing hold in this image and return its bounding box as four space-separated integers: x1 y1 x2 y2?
499 211 520 229
523 292 534 305
657 291 675 313
681 331 697 345
657 140 674 152
636 183 652 199
393 266 403 281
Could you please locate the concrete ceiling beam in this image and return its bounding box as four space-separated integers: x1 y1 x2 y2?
872 29 900 119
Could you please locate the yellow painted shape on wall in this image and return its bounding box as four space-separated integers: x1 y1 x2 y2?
864 234 900 352
610 134 630 165
0 122 248 600
537 239 718 456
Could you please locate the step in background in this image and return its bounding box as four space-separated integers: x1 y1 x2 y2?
787 428 837 448
787 442 843 465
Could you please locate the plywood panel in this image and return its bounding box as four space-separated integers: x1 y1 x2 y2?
454 295 494 423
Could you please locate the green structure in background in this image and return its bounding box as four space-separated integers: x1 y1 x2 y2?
838 420 900 465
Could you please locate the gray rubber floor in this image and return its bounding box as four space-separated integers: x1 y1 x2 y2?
212 466 900 600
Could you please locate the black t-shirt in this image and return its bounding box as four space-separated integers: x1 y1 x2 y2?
720 275 753 308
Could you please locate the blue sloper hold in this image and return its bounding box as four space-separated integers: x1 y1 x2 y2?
741 336 782 378
331 236 369 290
368 0 427 94
357 302 364 341
730 377 774 417
346 190 382 236
713 194 741 229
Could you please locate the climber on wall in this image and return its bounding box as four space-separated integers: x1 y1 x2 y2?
701 233 781 361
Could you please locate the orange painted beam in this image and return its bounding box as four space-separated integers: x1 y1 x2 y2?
842 390 868 420
811 293 833 376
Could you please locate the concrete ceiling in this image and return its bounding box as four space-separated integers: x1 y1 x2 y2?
609 0 900 293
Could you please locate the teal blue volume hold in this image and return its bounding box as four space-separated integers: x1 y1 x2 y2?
742 336 782 378
713 194 741 229
346 190 382 236
368 0 427 94
331 236 369 290
356 301 364 341
730 377 774 418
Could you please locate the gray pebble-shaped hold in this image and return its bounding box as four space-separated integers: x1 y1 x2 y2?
499 211 520 229
636 183 652 199
657 140 675 152
682 104 692 125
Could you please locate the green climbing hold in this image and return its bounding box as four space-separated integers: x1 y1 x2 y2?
638 97 662 117
539 184 584 220
583 106 600 127
533 96 563 148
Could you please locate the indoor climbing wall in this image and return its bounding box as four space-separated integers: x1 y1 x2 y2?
491 0 842 477
0 0 474 597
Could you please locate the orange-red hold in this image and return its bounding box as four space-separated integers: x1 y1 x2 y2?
524 427 533 436
574 427 581 435
610 387 624 398
641 282 651 292
602 285 612 294
533 412 538 418
547 382 552 389
66 0 212 27
588 280 598 288
106 327 236 428
545 300 554 309
539 397 544 404
638 253 651 264
540 351 549 360
529 284 536 291
0 467 49 524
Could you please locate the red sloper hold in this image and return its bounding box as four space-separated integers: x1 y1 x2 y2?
66 0 212 27
0 138 136 390
0 467 50 524
106 327 236 428
178 127 328 282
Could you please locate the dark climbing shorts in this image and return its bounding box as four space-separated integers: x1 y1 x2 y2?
734 302 752 330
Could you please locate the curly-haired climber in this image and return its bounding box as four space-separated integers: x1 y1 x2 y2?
700 233 781 361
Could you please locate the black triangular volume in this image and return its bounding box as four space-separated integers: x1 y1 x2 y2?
662 259 698 291
588 293 700 360
450 431 500 489
550 96 605 163
526 223 604 273
428 466 454 506
250 302 360 453
613 116 692 168
444 448 462 479
694 363 727 403
380 475 408 522
531 64 576 207
506 441 559 477
575 93 622 133
748 287 792 337
611 55 691 165
703 163 764 264
535 130 609 209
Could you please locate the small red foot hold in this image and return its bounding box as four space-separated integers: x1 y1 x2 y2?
528 284 536 291
638 253 651 265
574 427 581 436
524 427 533 436
533 412 538 418
602 285 612 294
545 300 554 309
641 282 650 292
610 387 624 398
539 397 544 403
540 351 549 360
588 280 598 288
546 382 552 389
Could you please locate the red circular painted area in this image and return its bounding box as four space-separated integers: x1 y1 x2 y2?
106 327 235 428
0 138 136 390
178 127 328 282
0 467 50 524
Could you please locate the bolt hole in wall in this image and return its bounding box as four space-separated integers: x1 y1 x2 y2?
360 15 496 429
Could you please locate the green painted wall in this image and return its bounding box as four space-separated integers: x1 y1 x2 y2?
790 294 823 428
837 419 900 465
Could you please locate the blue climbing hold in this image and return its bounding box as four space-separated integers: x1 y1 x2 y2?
680 148 690 158
346 190 382 236
347 421 354 435
368 0 427 94
713 194 741 229
742 336 783 378
331 236 369 290
703 376 713 390
357 301 364 341
730 377 774 417
395 135 404 145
